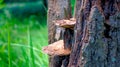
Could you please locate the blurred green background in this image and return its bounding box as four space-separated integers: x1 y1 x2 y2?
0 0 75 67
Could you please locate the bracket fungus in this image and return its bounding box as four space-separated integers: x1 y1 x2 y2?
55 18 76 29
42 40 71 56
42 18 76 56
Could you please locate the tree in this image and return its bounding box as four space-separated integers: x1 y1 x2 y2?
44 0 120 67
47 0 71 67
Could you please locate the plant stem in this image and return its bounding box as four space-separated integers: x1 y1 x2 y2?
7 22 11 67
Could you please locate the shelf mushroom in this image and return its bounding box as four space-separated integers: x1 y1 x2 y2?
42 40 71 56
55 18 76 29
42 18 76 56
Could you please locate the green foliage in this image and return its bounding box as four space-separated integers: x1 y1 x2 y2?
0 0 3 3
2 1 47 19
0 0 5 9
0 14 48 67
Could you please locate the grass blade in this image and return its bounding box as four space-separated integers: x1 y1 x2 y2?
7 22 11 67
28 26 35 67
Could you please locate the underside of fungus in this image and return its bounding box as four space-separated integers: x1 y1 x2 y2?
42 40 71 56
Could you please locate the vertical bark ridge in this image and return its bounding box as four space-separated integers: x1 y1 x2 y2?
68 0 92 66
68 8 86 67
74 0 82 18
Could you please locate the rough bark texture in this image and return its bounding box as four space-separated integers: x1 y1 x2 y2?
48 0 71 67
68 0 120 67
48 0 120 67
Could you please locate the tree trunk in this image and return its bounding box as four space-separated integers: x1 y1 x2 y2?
48 0 120 67
47 0 71 67
68 0 120 67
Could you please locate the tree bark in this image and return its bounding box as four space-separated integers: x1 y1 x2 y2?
48 0 120 67
47 0 71 67
68 0 120 67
